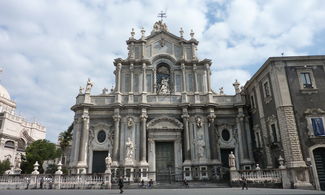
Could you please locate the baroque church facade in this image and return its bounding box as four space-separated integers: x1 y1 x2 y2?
69 21 254 181
0 84 46 173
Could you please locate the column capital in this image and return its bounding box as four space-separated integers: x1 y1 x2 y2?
82 115 89 120
181 63 185 70
130 63 134 71
142 62 146 68
117 63 122 70
193 63 197 70
181 114 190 120
140 114 148 121
207 113 216 123
113 115 121 122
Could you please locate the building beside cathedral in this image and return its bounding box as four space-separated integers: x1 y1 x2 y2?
69 21 254 181
69 20 325 190
0 84 46 173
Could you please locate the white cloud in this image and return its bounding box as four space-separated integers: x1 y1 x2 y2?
0 0 325 142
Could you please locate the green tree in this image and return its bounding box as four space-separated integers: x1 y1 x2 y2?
58 123 73 153
0 159 11 174
21 139 61 174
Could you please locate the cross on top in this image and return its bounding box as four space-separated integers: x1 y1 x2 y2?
158 11 167 21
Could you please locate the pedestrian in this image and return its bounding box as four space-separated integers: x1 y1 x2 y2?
40 177 44 189
140 179 145 188
118 177 124 194
148 179 153 188
183 178 189 188
241 176 248 190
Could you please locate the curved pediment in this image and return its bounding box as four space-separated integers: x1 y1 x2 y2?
147 116 183 130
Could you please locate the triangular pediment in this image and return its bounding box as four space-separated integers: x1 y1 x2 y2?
147 116 183 130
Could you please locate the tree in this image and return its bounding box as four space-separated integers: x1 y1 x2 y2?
0 159 10 174
21 139 61 174
58 123 73 153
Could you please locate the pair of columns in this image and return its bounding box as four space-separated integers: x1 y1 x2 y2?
111 110 148 166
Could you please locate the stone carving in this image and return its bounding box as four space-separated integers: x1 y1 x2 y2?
85 78 94 93
102 88 108 94
228 151 236 170
152 21 168 32
105 153 112 170
159 77 170 94
14 153 21 169
125 137 134 160
196 117 202 128
219 87 224 95
127 117 134 128
79 86 84 94
147 116 183 130
197 135 205 159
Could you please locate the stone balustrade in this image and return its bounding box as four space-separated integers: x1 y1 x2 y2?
230 169 282 184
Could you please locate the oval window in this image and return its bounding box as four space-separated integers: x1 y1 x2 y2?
222 129 230 141
97 130 106 143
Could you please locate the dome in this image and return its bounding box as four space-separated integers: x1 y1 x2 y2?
0 84 11 100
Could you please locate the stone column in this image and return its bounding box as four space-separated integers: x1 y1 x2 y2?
78 113 89 165
115 63 122 103
182 109 191 164
141 62 147 103
112 113 121 166
181 63 186 92
237 109 249 160
140 109 148 165
129 63 134 103
207 112 218 161
206 63 213 102
153 68 157 93
70 117 81 168
193 64 198 93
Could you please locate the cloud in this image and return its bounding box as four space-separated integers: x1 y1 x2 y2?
0 0 325 142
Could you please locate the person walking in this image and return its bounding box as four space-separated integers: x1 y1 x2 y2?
118 177 124 194
241 176 248 190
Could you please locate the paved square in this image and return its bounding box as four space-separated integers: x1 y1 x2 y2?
0 188 324 195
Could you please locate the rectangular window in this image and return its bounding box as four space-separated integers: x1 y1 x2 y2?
146 74 152 92
271 124 278 142
300 72 313 88
187 73 194 91
124 74 130 92
197 74 203 92
311 118 325 136
133 74 139 92
264 82 270 97
250 95 255 108
175 75 182 92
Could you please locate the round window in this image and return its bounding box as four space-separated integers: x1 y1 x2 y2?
97 130 106 143
221 129 230 141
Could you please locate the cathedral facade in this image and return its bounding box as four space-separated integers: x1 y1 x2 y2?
69 21 254 181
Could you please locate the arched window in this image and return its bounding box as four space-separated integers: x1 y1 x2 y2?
17 139 26 151
156 63 171 94
4 140 15 149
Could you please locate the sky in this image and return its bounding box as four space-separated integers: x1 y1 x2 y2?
1 0 325 142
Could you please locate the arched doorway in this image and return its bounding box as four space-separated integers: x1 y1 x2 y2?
313 147 325 190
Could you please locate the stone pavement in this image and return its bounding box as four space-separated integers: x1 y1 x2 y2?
0 188 324 195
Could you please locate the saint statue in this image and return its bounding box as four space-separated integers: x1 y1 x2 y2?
85 78 94 93
105 153 112 169
125 137 134 159
159 77 170 94
228 151 236 170
15 153 21 169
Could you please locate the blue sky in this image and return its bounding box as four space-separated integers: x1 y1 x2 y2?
1 0 325 142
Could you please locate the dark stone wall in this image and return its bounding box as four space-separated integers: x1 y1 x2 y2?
285 64 325 159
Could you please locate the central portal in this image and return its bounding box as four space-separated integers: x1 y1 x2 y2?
155 141 175 181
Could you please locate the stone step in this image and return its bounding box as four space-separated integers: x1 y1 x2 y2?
112 182 230 189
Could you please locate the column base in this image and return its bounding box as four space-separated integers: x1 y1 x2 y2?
183 160 192 166
139 160 149 166
111 161 119 167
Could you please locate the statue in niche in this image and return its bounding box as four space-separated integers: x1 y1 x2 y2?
159 77 170 94
125 137 134 160
157 64 171 95
85 78 94 93
127 117 134 128
105 153 112 168
196 117 202 128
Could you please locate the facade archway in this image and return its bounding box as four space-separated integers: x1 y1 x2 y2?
309 144 325 190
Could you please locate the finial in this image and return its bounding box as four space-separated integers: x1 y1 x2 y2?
219 87 224 95
131 28 135 39
190 29 194 39
179 28 184 38
141 27 145 38
79 86 84 94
